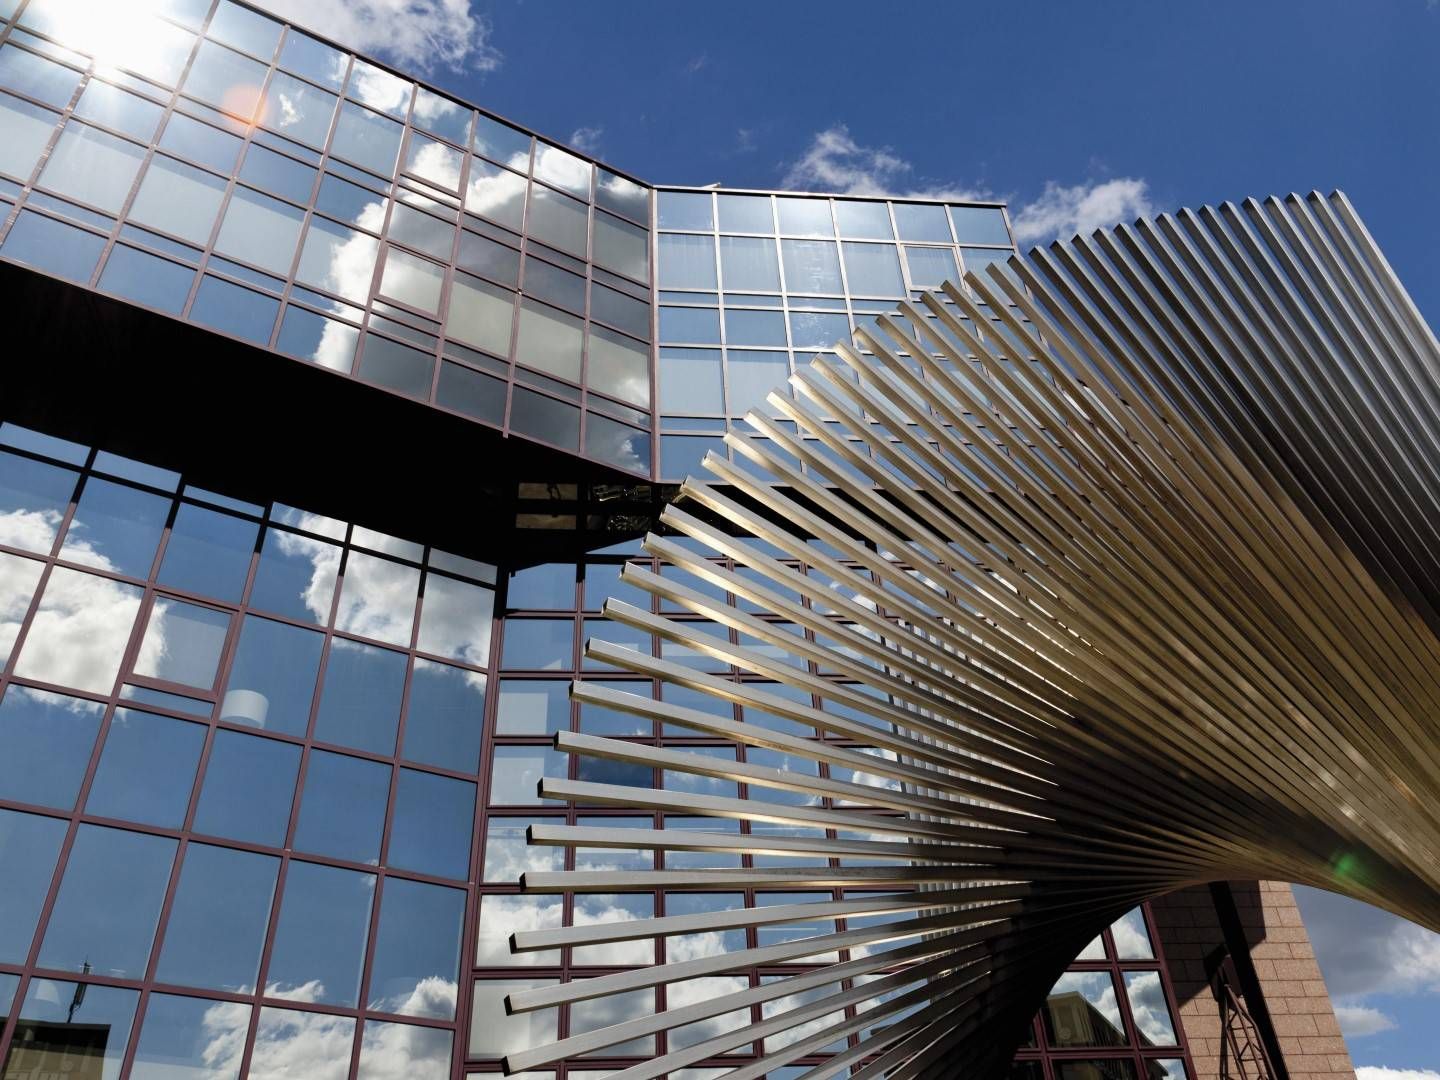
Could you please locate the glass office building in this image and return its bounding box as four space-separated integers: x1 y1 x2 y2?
0 3 1351 1080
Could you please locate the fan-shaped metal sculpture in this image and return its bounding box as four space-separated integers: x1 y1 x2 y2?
502 191 1440 1079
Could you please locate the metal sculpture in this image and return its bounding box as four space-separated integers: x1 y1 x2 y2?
503 191 1440 1078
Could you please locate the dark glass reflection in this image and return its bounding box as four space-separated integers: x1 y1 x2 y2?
0 687 103 810
39 824 177 979
403 658 485 773
387 768 475 879
129 991 250 1080
500 618 573 670
509 387 580 452
266 860 374 1007
435 361 506 426
0 210 105 283
155 843 278 992
156 503 257 603
0 979 139 1080
358 333 436 400
276 306 361 372
192 729 301 847
189 275 280 345
292 749 390 863
0 808 67 964
313 638 406 754
96 245 196 316
85 709 205 828
223 615 324 737
250 526 340 625
367 877 465 1019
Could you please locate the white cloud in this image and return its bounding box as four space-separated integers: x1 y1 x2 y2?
248 0 501 74
568 126 604 155
1293 886 1440 998
1335 1004 1399 1037
779 125 990 201
1009 178 1154 245
1356 1069 1440 1080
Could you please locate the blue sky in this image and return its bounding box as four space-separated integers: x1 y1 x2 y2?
256 0 1440 1073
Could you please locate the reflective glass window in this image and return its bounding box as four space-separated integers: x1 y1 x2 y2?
368 881 463 1019
215 186 306 275
278 28 346 89
331 100 403 175
0 553 42 668
250 1006 353 1077
481 816 562 881
1111 908 1155 959
417 572 493 666
842 241 905 296
86 709 205 827
726 350 791 416
0 807 66 964
296 216 380 302
790 310 851 350
523 257 584 313
158 502 257 603
13 566 142 693
314 638 407 754
659 306 720 344
500 617 573 669
0 211 104 282
347 59 410 117
776 197 834 237
277 306 360 371
404 658 485 772
97 244 196 315
405 130 462 191
293 748 390 862
717 193 773 232
189 276 280 345
473 113 531 168
335 550 419 646
458 230 519 286
266 860 374 1006
389 768 474 879
781 238 843 294
413 85 471 145
155 843 277 992
134 597 230 689
74 80 163 141
192 728 301 846
0 688 102 810
468 979 558 1058
725 308 787 347
527 184 588 256
1054 1063 1139 1080
358 333 438 399
495 679 568 735
130 992 249 1080
464 157 526 230
572 892 654 965
597 170 648 223
950 204 1012 246
0 448 76 553
316 171 386 227
569 986 656 1056
588 325 650 408
961 246 1011 279
224 615 324 736
0 92 58 182
591 281 649 339
904 244 959 288
516 300 583 382
2 979 137 1080
380 247 445 313
209 0 282 57
446 273 514 357
893 202 952 242
0 44 81 107
719 236 780 292
834 200 894 239
239 143 316 203
251 526 340 625
533 141 591 199
1124 970 1178 1045
435 361 506 424
658 190 712 230
1043 970 1128 1047
503 563 572 610
39 824 176 978
158 112 242 173
261 70 338 150
489 744 566 805
37 121 143 213
594 210 649 282
182 40 266 120
658 233 717 290
359 1021 452 1080
475 893 560 966
389 201 456 260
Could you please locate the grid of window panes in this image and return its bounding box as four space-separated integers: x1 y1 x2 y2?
653 188 1015 481
1009 906 1196 1080
0 0 654 476
475 536 920 1076
0 420 498 1080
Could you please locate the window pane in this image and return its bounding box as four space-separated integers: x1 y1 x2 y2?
1124 970 1178 1046
155 844 278 992
278 28 346 89
0 91 58 182
593 210 648 282
475 894 560 966
500 618 573 670
726 350 790 417
495 679 568 734
655 348 721 415
223 615 323 736
38 121 144 213
533 141 590 199
481 816 562 881
588 325 650 408
659 306 720 345
314 639 407 754
358 1020 452 1080
527 184 587 256
39 824 176 979
190 276 279 345
296 217 380 303
131 992 249 1080
417 572 492 665
569 986 655 1056
3 979 137 1080
214 186 305 275
404 658 486 772
597 169 648 223
524 257 584 313
515 300 583 382
262 70 337 147
98 244 196 315
572 893 653 965
464 158 526 229
489 745 566 805
0 687 102 809
86 709 205 827
0 210 104 283
182 40 266 119
834 200 893 239
1111 907 1155 959
458 230 519 286
0 44 81 108
266 861 374 1006
0 552 43 668
293 749 390 862
592 282 650 339
435 361 506 425
239 144 316 203
0 808 66 964
405 130 462 192
128 156 226 246
790 311 850 350
725 309 786 347
893 202 951 242
388 201 455 260
14 567 143 694
473 113 531 167
0 449 75 553
389 768 475 879
368 877 465 1018
586 413 651 475
358 333 436 400
250 1006 354 1079
776 197 834 237
412 86 470 145
658 191 711 230
468 979 557 1058
1043 971 1127 1047
331 101 403 175
904 244 959 288
780 239 842 294
446 273 514 357
135 597 230 689
658 233 716 290
74 80 163 141
251 527 340 624
211 0 281 55
158 503 257 603
380 247 445 313
842 242 905 296
347 59 411 117
335 551 419 647
192 728 301 846
719 236 780 292
278 306 360 371
716 193 773 232
159 112 242 172
950 205 1011 246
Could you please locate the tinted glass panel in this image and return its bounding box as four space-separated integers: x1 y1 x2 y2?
130 991 249 1080
277 305 360 371
296 216 380 303
403 657 485 772
0 552 43 668
192 728 301 846
597 170 648 223
842 241 905 296
489 745 566 805
292 749 390 863
266 860 374 1006
776 197 834 237
726 350 790 416
389 768 475 879
335 551 419 646
1044 971 1128 1047
86 709 205 827
39 824 176 979
250 1006 353 1077
313 638 406 754
3 979 137 1080
0 44 81 108
14 566 142 693
129 155 226 245
527 184 587 256
380 247 444 313
719 236 780 292
239 143 316 203
893 202 952 242
134 597 230 689
657 191 712 230
262 70 337 148
0 808 66 964
417 572 493 666
594 210 648 282
389 201 456 260
190 276 280 344
358 1020 452 1080
97 244 196 314
834 200 893 239
515 301 583 382
224 615 324 736
447 273 514 357
331 100 402 174
464 158 526 229
214 186 306 275
904 244 959 288
586 413 651 474
155 843 277 992
368 877 465 1018
0 688 102 810
781 238 843 293
157 503 257 602
717 193 773 232
0 450 76 553
0 92 59 182
950 205 1012 246
0 209 104 283
159 112 242 172
182 40 266 119
658 233 716 290
435 360 506 424
358 333 436 399
74 80 164 141
38 121 144 213
588 325 650 408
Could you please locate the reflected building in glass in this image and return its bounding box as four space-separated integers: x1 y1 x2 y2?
0 3 1353 1080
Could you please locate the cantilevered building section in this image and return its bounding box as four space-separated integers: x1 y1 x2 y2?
0 3 1402 1080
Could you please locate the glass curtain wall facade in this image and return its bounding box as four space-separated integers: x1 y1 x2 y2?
0 2 1225 1079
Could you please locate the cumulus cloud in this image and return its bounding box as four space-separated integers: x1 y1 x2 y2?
1356 1070 1440 1080
1009 177 1154 245
780 125 990 201
568 126 604 155
1293 885 1440 998
1335 1004 1399 1037
249 0 501 75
